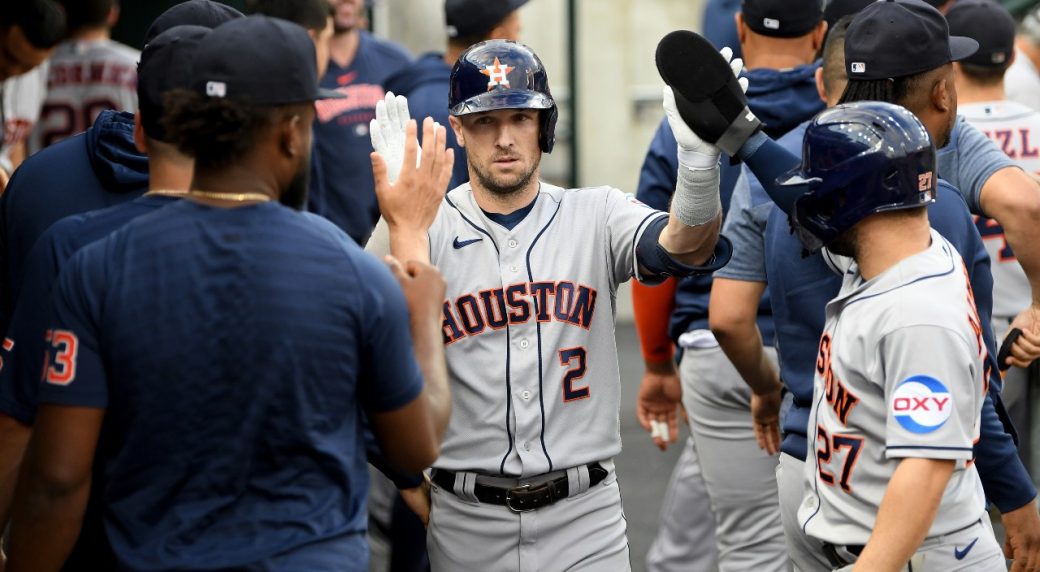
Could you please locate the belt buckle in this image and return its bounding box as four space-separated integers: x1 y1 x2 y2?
505 483 534 513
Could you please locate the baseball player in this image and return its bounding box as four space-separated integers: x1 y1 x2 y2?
948 0 1040 479
28 0 140 153
6 15 454 571
368 39 732 571
310 0 413 244
634 1 826 569
385 0 529 191
706 12 1040 569
789 101 1003 571
0 0 66 182
0 24 209 571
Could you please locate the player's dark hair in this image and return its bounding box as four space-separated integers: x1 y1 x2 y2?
821 15 853 96
249 0 332 33
56 0 115 35
162 89 293 170
958 61 1013 87
837 70 930 109
0 0 67 50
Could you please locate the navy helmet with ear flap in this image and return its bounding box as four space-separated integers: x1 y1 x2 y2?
777 101 937 253
449 39 558 153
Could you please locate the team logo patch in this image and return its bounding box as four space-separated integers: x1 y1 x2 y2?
480 57 514 91
891 375 953 434
205 81 227 98
850 62 866 74
763 17 780 30
625 193 650 208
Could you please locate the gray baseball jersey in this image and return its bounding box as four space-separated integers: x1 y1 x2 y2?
1 63 49 173
960 100 1040 321
28 39 140 153
798 230 988 545
430 182 666 477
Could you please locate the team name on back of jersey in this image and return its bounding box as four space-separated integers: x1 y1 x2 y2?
980 128 1040 160
816 333 859 426
442 281 598 345
48 62 136 90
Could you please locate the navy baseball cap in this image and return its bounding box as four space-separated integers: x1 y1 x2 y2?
190 15 343 104
741 0 823 38
823 0 875 27
946 0 1017 67
144 0 244 45
139 25 211 141
446 0 529 39
845 0 978 80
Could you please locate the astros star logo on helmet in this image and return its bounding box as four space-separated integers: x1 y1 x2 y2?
480 57 514 91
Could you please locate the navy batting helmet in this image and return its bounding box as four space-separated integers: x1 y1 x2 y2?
778 101 936 253
449 40 558 153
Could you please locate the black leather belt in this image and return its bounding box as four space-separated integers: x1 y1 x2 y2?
431 463 608 512
821 542 863 567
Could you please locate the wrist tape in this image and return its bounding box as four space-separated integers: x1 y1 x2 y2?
673 164 722 227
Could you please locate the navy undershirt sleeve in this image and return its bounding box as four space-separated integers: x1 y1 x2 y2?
977 391 1037 512
737 131 805 215
635 216 732 282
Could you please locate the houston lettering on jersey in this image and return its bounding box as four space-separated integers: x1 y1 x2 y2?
442 281 598 345
963 265 991 389
816 333 859 426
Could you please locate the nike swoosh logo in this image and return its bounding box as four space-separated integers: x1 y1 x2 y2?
453 237 483 249
954 537 979 560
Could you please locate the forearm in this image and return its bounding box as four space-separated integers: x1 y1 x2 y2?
7 477 90 571
737 132 804 215
631 279 677 363
855 458 955 570
0 416 32 530
659 215 723 266
981 168 1040 305
659 159 723 265
714 321 779 394
410 306 450 441
976 392 1037 512
708 279 777 393
390 227 431 266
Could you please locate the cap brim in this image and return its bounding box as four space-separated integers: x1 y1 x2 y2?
317 87 346 100
950 35 980 62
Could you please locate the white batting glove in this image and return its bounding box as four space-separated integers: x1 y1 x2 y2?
664 46 748 170
370 91 422 184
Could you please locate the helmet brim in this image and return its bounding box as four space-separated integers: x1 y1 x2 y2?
450 89 554 116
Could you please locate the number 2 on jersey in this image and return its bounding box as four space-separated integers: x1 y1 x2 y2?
816 425 863 493
559 346 589 402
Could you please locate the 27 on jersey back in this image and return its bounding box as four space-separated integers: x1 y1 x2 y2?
428 183 666 478
801 232 988 545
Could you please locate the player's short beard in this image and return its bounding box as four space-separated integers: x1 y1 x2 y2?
472 154 540 199
280 161 310 211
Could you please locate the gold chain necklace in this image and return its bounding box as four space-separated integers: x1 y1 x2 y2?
144 189 188 197
187 190 272 203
